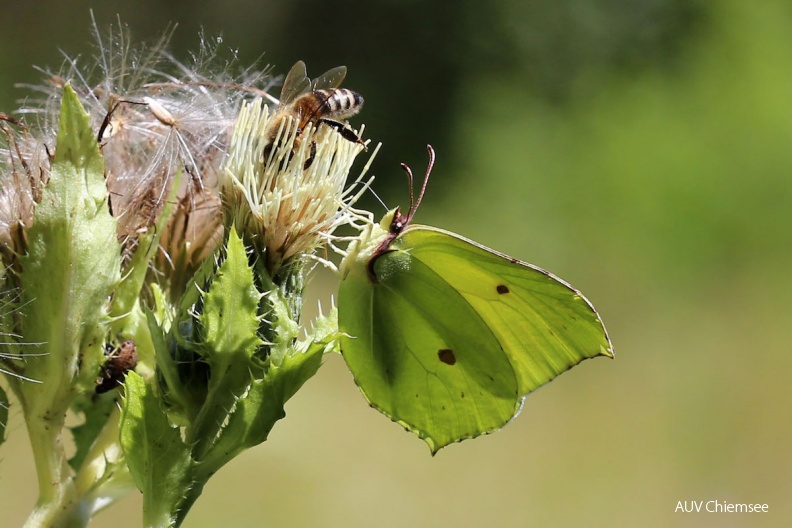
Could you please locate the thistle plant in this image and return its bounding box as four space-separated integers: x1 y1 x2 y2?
0 20 371 526
0 17 611 528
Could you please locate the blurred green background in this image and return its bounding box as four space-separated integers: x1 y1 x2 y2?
2 0 791 526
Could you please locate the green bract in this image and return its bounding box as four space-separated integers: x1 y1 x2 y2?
339 209 613 453
121 227 330 527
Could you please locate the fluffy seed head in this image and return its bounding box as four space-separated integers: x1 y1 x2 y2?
1 17 279 283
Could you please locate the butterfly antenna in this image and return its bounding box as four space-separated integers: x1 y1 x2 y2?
400 160 415 216
406 144 435 223
417 145 435 211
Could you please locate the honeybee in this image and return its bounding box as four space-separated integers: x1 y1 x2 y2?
265 60 365 168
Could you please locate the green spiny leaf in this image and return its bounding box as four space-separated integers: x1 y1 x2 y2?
18 83 120 413
200 228 262 366
196 334 326 478
120 372 193 528
190 228 264 458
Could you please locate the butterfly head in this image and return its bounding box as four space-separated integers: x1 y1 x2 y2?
388 206 410 235
339 146 437 283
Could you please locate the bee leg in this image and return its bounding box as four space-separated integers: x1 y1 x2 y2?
263 141 296 169
303 140 317 170
263 142 273 164
319 118 366 149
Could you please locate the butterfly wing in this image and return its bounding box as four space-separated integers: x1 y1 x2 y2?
339 225 612 453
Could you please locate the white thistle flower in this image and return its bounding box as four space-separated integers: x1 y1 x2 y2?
222 98 376 276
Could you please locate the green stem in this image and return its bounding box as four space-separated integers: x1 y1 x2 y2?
172 481 207 528
186 388 226 460
23 414 88 528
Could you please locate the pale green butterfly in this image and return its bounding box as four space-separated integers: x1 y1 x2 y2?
338 146 613 453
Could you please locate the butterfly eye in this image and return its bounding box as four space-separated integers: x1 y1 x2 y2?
388 208 408 234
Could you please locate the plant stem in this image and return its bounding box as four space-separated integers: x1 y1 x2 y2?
23 413 89 528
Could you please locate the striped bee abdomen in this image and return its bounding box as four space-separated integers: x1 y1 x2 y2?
314 88 364 119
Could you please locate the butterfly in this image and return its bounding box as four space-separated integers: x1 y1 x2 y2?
338 146 613 453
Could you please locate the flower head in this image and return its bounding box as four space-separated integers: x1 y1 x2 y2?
222 99 375 277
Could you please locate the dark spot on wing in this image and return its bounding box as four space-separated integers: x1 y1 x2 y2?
438 348 456 365
496 284 509 294
460 391 465 398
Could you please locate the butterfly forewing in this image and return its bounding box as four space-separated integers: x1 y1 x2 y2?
400 226 613 394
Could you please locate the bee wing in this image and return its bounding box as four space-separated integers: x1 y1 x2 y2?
279 61 312 106
312 65 347 91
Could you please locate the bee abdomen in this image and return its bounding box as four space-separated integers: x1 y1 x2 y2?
315 88 364 119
